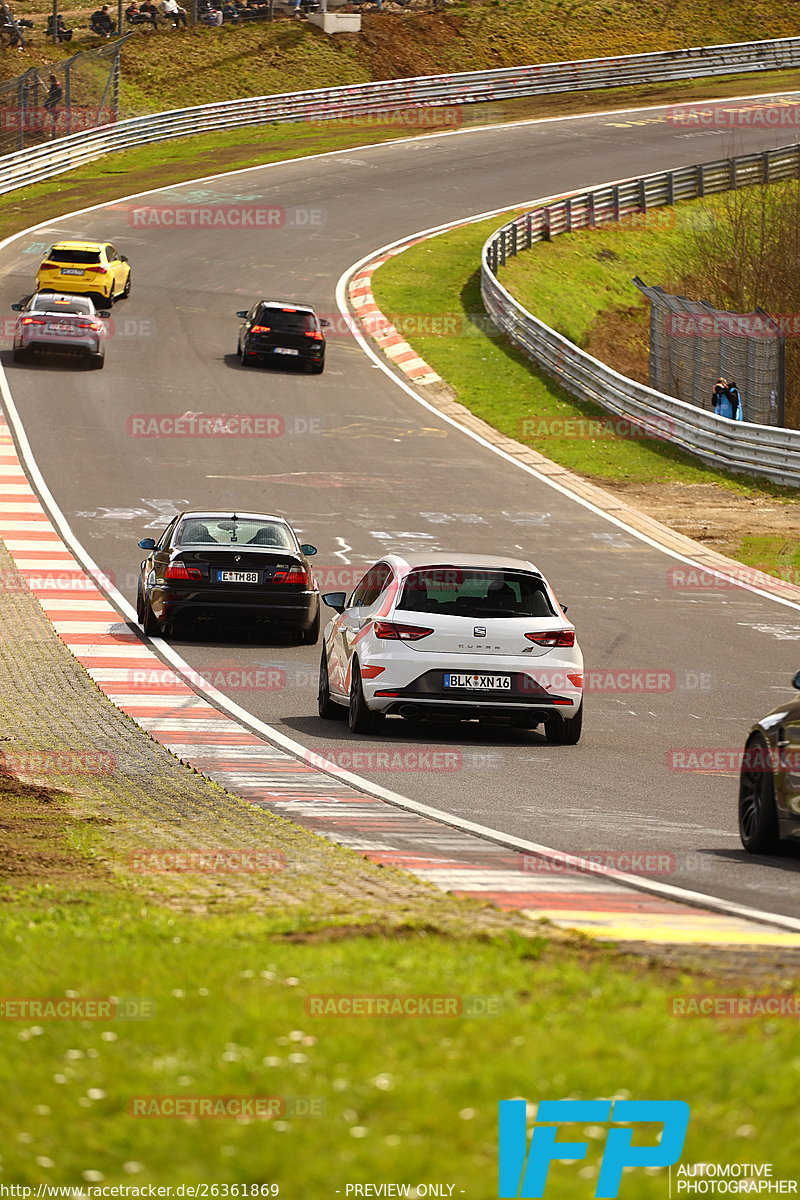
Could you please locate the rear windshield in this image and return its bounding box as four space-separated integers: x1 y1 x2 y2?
176 518 295 550
32 295 93 314
396 568 554 618
256 307 316 333
48 249 102 264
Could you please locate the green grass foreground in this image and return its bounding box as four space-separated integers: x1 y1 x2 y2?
1 782 799 1189
0 768 796 1190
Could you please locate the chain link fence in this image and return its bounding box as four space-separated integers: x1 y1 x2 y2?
633 279 786 427
0 37 129 155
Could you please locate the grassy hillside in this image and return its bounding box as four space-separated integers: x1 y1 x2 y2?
4 0 800 113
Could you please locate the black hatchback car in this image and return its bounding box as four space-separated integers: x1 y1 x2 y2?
136 511 320 642
236 301 329 373
738 670 800 853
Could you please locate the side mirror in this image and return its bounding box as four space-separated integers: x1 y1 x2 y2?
97 310 111 319
322 591 346 613
792 670 800 691
138 537 156 550
119 255 128 263
235 310 248 319
319 319 331 328
301 543 317 556
10 303 22 312
560 604 568 613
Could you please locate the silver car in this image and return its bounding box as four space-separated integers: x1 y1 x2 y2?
11 292 109 368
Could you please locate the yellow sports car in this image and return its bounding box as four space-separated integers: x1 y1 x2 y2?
35 240 131 306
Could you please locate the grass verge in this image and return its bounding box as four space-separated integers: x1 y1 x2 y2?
2 766 800 1188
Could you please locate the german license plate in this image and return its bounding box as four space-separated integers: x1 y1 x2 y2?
444 673 512 690
217 570 259 584
61 267 84 275
274 347 299 356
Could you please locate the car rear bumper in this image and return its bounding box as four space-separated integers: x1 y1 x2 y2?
18 334 100 356
365 667 582 716
151 585 318 627
242 339 324 364
37 279 110 295
377 697 580 721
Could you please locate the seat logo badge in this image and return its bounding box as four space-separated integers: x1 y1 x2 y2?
474 626 486 637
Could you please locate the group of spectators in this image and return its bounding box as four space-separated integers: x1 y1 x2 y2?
3 0 399 49
0 1 33 47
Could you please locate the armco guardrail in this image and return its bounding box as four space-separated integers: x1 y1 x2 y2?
481 144 800 488
2 35 800 195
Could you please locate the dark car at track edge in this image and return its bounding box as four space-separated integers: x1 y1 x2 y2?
738 670 800 853
136 510 320 643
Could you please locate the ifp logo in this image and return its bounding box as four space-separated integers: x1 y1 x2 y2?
498 1099 690 1198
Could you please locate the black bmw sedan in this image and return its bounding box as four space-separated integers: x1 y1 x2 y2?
236 301 329 373
136 511 320 642
738 670 800 853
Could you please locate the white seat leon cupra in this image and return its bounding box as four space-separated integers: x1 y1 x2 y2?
318 552 583 743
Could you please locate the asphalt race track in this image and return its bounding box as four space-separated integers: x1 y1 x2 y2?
2 96 800 919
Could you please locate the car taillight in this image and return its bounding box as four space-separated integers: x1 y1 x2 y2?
76 320 103 332
250 325 270 334
89 266 107 274
525 630 575 647
304 330 323 340
39 261 57 270
273 567 309 586
373 621 433 641
21 317 46 325
164 563 203 581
